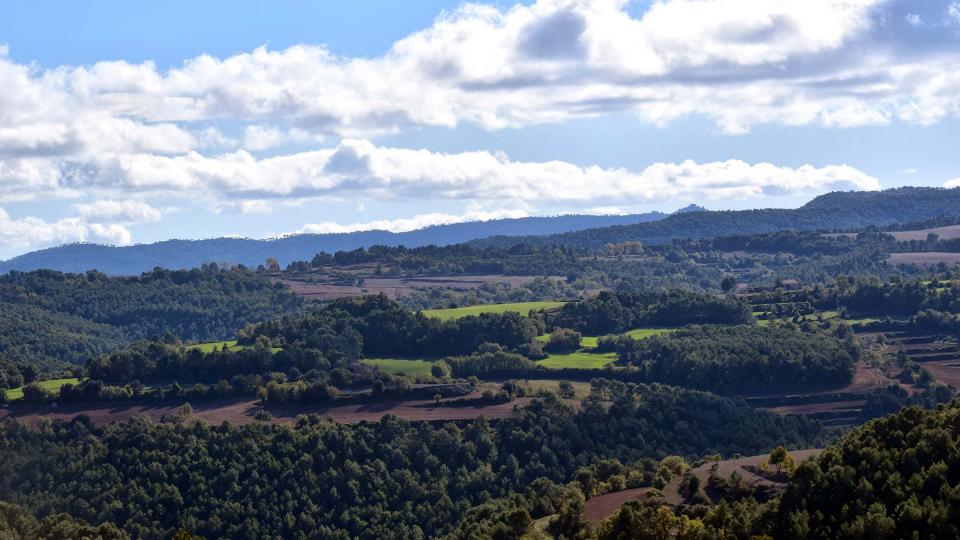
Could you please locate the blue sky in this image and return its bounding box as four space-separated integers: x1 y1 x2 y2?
0 0 959 259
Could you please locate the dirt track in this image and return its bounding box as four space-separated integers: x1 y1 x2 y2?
584 488 653 525
0 394 531 427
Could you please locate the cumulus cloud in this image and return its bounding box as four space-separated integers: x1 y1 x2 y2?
63 139 879 203
74 200 162 224
0 207 132 248
0 0 958 153
297 208 530 235
0 0 947 253
944 177 960 188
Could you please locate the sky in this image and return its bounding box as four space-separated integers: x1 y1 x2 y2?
1 0 960 259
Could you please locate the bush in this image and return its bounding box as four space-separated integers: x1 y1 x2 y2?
20 382 49 404
431 361 452 379
543 328 582 353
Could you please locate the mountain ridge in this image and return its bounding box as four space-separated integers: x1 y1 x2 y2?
0 211 673 275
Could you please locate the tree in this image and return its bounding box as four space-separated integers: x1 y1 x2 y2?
769 446 789 474
558 381 576 399
431 361 451 379
265 257 281 272
721 275 737 293
544 328 582 353
21 382 48 404
20 364 39 384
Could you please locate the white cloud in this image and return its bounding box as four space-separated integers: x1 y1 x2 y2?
297 208 529 235
242 125 287 151
74 200 162 224
945 177 960 188
59 139 878 204
0 0 951 253
0 207 132 248
0 0 957 151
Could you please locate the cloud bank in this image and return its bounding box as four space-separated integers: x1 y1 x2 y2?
2 0 957 252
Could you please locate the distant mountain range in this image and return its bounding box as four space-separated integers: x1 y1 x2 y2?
0 210 689 275
470 187 960 249
5 187 960 276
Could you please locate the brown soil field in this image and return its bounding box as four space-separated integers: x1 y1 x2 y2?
584 488 654 525
887 225 960 241
585 449 822 524
0 394 531 427
888 252 960 266
278 274 556 300
827 225 960 242
661 449 823 505
922 361 960 387
767 400 866 415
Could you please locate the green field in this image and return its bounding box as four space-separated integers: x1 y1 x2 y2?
537 351 618 369
188 340 239 352
188 340 282 354
5 378 82 401
623 327 674 339
422 301 567 321
538 327 673 345
362 358 436 377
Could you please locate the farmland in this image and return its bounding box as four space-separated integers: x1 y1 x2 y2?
362 358 436 377
421 300 566 320
537 350 618 369
187 340 283 354
0 392 528 426
278 264 563 301
888 252 960 266
187 340 239 352
4 378 81 401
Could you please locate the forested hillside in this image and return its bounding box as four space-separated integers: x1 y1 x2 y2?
0 212 670 275
0 386 819 539
0 268 303 375
472 187 960 249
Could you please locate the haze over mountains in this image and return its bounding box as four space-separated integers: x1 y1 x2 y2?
0 210 682 275
3 187 960 276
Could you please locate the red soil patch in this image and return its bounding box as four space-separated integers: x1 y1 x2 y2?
887 225 960 242
584 488 653 525
0 395 531 427
767 400 866 415
661 449 823 505
278 274 555 301
828 225 960 242
922 361 960 387
587 450 822 524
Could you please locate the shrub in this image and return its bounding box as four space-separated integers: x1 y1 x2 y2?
544 328 582 353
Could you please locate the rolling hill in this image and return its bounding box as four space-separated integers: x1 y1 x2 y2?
0 211 675 275
470 187 960 249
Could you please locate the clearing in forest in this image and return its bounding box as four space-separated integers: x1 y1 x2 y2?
5 378 81 401
422 301 567 320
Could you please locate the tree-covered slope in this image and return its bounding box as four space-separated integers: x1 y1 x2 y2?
0 268 303 374
0 385 820 539
472 187 960 249
0 212 670 275
777 401 960 538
